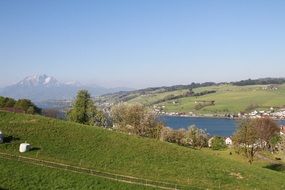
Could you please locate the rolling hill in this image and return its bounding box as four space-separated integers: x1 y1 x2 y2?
97 83 285 115
158 84 285 115
0 111 285 189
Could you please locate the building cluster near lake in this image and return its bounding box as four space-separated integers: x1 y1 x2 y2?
154 105 285 120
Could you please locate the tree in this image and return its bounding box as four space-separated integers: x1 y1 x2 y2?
277 135 285 152
88 104 107 127
184 126 208 149
160 126 208 148
26 106 35 114
0 96 5 107
232 118 280 164
5 98 16 107
14 99 32 111
160 127 188 145
0 97 16 108
233 120 259 164
269 135 282 153
111 103 164 139
160 127 181 143
68 90 106 126
211 136 227 150
0 96 40 114
14 99 41 114
252 118 280 150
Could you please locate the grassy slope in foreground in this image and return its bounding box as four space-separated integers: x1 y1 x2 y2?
0 112 285 189
0 157 154 190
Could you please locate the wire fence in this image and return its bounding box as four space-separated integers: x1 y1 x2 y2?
0 152 185 190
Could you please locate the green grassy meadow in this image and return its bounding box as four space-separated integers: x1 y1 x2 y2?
0 157 154 190
1 112 285 189
137 84 285 114
128 89 189 105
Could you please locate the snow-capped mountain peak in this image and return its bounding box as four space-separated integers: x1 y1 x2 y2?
0 74 133 101
17 74 61 87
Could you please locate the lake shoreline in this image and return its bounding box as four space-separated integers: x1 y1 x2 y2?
159 115 285 137
158 113 285 121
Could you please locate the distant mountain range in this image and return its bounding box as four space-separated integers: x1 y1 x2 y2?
0 74 134 102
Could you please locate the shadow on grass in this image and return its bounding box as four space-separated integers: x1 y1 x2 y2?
0 187 8 190
30 147 41 151
3 136 20 143
264 164 285 172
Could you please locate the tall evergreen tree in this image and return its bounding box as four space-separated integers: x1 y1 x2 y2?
68 90 106 126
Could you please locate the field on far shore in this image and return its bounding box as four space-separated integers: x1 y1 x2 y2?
118 84 285 115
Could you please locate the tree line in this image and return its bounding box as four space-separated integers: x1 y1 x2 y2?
0 96 41 114
232 78 285 86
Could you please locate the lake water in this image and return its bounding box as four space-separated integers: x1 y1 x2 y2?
160 116 285 137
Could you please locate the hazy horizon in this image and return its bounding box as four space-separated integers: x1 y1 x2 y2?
1 0 285 88
0 74 284 89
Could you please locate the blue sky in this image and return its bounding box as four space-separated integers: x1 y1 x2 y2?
0 0 285 88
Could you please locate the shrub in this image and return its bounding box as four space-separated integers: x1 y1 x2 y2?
111 103 164 139
184 126 208 148
211 136 227 150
